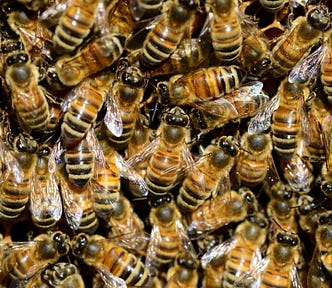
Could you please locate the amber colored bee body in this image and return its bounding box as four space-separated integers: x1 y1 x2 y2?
56 34 125 86
71 233 151 287
6 63 50 135
236 132 273 187
2 231 70 282
177 136 238 212
138 0 196 69
259 0 286 13
129 0 164 21
271 6 330 78
61 75 109 146
53 0 100 55
159 65 246 105
271 79 309 159
321 29 332 103
0 135 38 221
205 0 242 63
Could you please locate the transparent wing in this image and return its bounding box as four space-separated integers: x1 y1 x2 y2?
0 143 24 183
248 95 280 134
104 92 123 138
58 176 83 230
96 266 127 288
86 129 106 166
115 152 148 196
176 219 196 256
290 263 303 288
201 237 237 268
30 172 62 222
321 113 332 170
145 224 162 275
48 139 65 173
193 97 239 119
289 43 327 84
39 1 68 20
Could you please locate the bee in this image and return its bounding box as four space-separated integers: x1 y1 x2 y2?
249 78 310 160
190 81 269 132
55 33 125 86
187 188 259 238
270 5 330 78
249 232 303 288
127 106 195 207
0 133 38 221
58 171 99 233
137 0 197 70
165 251 199 288
2 231 70 283
106 194 149 251
157 65 247 106
266 181 299 233
146 199 196 275
201 214 268 288
307 211 332 288
129 0 164 21
321 28 332 103
5 62 50 136
236 131 274 187
60 73 112 146
30 143 62 230
71 233 151 287
25 262 85 288
177 135 238 212
16 0 48 11
204 0 242 63
51 0 101 55
104 60 146 151
259 0 286 13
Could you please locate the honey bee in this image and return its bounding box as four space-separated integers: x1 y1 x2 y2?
146 199 196 275
0 133 38 221
2 231 70 284
137 0 197 69
55 33 125 86
248 78 310 160
201 213 268 288
165 251 199 288
5 62 50 136
60 73 112 146
30 143 62 230
51 0 101 55
127 106 195 206
190 81 269 132
307 211 332 288
129 0 164 20
71 233 151 287
271 5 330 78
25 262 85 288
236 131 274 187
103 60 146 151
187 188 258 238
267 181 299 233
259 0 286 13
58 171 99 233
177 135 238 212
204 0 242 63
246 232 303 288
321 28 332 103
106 194 149 251
157 65 247 106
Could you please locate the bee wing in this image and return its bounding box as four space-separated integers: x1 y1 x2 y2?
30 172 62 222
289 43 327 84
127 137 160 168
0 144 24 183
58 176 83 230
115 152 149 197
201 237 237 268
213 174 231 198
248 95 279 134
193 97 239 119
265 153 280 186
104 92 123 138
86 129 106 166
145 224 163 275
176 219 196 256
48 139 65 173
290 263 303 288
94 0 109 35
96 266 127 288
39 1 68 20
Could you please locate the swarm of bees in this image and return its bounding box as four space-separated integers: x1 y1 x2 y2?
0 0 332 287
